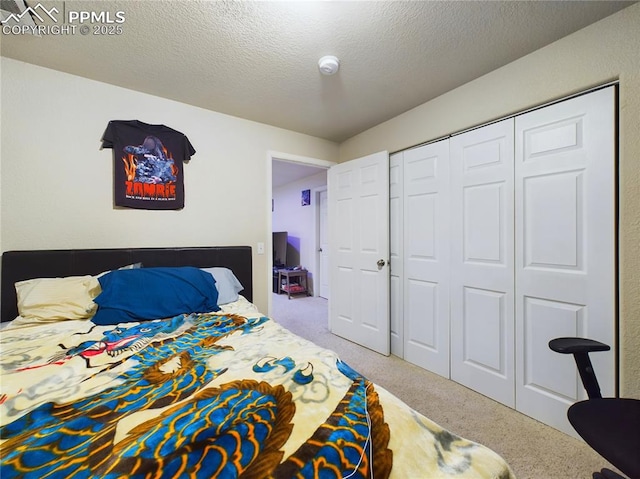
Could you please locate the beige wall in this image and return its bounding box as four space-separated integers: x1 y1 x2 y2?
0 57 3 255
340 4 640 397
0 58 339 314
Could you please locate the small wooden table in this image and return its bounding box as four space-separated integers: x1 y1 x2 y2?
277 269 309 299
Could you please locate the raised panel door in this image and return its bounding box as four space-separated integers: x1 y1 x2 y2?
515 87 615 435
403 139 450 377
450 118 516 406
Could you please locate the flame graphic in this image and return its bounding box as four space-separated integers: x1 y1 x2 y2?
163 148 178 177
122 154 137 181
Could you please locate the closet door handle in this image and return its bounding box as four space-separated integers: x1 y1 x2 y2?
376 259 386 270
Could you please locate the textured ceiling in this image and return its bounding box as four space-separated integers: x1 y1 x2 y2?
272 159 327 189
0 0 635 142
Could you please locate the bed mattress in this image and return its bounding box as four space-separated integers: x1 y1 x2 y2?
0 296 514 478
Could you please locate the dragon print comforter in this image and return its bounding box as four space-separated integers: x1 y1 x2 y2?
0 297 514 478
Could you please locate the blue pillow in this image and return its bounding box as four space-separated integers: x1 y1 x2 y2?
92 266 220 325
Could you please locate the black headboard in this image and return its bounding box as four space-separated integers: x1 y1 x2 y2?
1 246 252 323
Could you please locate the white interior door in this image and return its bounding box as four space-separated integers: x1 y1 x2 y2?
402 140 450 377
389 152 404 357
328 151 390 355
450 118 515 406
318 189 330 299
514 87 616 436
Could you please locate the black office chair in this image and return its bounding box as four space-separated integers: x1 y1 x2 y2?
549 337 640 479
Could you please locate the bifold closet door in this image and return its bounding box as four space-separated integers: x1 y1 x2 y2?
402 139 450 378
514 87 615 436
389 152 404 357
450 118 516 407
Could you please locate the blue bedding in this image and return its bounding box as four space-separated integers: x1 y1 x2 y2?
92 267 220 325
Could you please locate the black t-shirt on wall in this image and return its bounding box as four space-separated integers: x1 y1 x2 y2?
101 120 196 210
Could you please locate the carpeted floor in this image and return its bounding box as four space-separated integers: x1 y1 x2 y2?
271 292 620 479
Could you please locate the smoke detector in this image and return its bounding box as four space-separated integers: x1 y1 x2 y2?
318 55 340 76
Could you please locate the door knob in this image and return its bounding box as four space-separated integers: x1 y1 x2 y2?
377 259 386 270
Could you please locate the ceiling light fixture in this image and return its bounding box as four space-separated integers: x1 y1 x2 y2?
318 55 340 76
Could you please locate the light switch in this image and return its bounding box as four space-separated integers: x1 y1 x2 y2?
257 242 265 254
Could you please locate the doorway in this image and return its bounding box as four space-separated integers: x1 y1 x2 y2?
266 151 335 318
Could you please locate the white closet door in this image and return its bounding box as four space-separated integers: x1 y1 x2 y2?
450 118 516 406
328 151 390 355
403 139 450 377
515 87 615 435
390 152 404 357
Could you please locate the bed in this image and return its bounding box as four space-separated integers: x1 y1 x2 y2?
0 246 514 479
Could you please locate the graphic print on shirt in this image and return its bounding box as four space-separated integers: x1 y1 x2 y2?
122 135 178 201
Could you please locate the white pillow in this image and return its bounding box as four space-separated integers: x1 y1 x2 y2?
15 275 101 321
200 267 244 305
